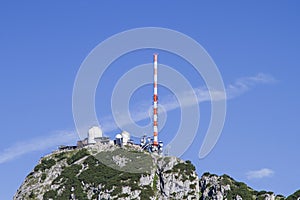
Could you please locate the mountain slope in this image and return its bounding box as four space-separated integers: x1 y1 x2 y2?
14 143 300 200
14 144 199 200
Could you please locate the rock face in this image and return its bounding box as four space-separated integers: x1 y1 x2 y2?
14 144 300 200
199 173 298 200
156 156 199 199
14 144 199 200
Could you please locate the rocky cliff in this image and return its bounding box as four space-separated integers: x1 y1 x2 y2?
14 143 300 200
14 143 199 200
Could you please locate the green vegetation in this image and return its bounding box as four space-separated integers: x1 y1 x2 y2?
189 175 197 181
203 172 210 176
78 152 158 199
59 164 82 180
34 158 56 172
54 151 68 161
23 148 300 200
49 164 88 200
66 148 89 165
140 185 154 200
257 195 267 200
41 173 46 181
190 183 196 189
220 176 232 185
172 160 195 174
199 191 202 198
153 173 158 193
26 171 34 178
118 193 130 198
225 181 254 199
202 174 255 199
43 190 58 200
286 190 300 200
167 160 196 182
29 191 36 199
256 190 274 196
275 194 286 200
110 186 122 196
79 155 150 196
201 173 290 200
95 148 153 173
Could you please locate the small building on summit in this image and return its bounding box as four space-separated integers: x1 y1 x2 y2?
76 126 109 148
75 126 132 149
114 131 133 147
121 131 130 145
87 126 103 144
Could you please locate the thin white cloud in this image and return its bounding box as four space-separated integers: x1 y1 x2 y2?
246 168 275 179
0 131 78 164
0 73 275 164
101 73 276 132
226 73 276 99
163 73 275 105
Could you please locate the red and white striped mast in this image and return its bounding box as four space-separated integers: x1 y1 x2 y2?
153 54 158 148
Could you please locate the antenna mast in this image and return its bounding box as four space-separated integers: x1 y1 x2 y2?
153 54 158 148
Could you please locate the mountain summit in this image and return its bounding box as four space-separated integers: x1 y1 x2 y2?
14 143 300 200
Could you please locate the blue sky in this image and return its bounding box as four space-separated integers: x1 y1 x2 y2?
1 1 300 199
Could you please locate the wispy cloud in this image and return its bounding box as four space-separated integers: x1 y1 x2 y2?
246 168 275 179
0 73 275 164
101 73 276 132
0 131 78 164
226 73 276 99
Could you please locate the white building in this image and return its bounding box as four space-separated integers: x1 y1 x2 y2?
121 131 130 145
115 134 123 146
87 126 103 144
